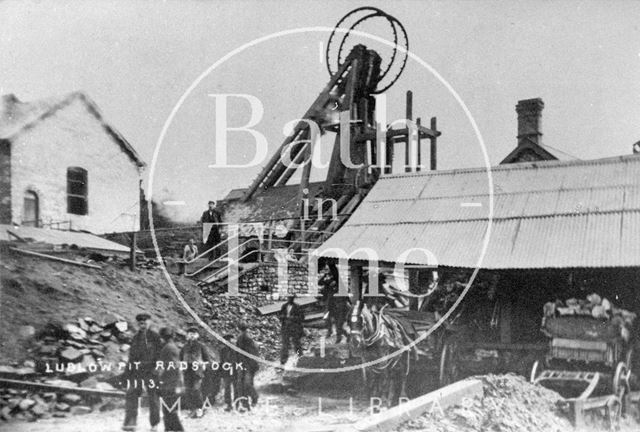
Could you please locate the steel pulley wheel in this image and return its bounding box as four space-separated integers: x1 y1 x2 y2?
325 7 409 94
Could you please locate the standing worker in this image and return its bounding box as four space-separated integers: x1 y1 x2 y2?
279 294 304 365
180 326 210 418
219 334 237 411
200 200 222 261
122 313 161 432
157 327 184 432
236 323 259 409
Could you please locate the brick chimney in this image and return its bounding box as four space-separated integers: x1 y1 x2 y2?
516 98 544 146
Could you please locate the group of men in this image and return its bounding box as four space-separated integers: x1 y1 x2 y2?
121 313 259 432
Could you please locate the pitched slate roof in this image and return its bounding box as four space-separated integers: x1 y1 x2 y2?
0 92 145 167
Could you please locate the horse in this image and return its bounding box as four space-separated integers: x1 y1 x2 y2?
349 300 423 406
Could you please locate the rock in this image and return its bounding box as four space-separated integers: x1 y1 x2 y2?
70 405 91 415
54 402 70 412
7 398 20 409
98 399 118 412
64 339 85 349
22 359 36 369
80 377 99 389
64 323 87 339
100 329 112 340
42 392 57 402
89 323 103 333
0 406 12 421
61 393 82 405
114 321 128 333
95 382 116 391
18 325 36 338
77 318 90 332
0 365 17 374
80 354 97 369
52 411 68 418
18 399 36 411
31 402 49 416
120 344 130 352
59 347 83 362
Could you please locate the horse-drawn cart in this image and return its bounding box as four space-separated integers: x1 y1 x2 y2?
530 314 635 425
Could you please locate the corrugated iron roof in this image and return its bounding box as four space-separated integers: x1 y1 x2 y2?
316 154 640 268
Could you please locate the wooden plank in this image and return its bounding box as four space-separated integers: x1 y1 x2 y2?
11 247 102 269
0 378 124 397
257 297 317 315
335 379 483 432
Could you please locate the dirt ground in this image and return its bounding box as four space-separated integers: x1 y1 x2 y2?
1 386 369 432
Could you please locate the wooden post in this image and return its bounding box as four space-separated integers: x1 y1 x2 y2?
405 91 413 173
129 231 137 271
409 269 420 310
349 264 363 301
499 299 512 344
430 117 437 170
416 117 422 172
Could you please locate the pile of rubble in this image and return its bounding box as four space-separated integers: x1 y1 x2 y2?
0 316 132 422
30 316 133 372
400 374 573 432
0 383 117 422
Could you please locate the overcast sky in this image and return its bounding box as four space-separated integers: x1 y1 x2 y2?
2 0 639 222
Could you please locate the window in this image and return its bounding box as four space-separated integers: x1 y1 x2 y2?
23 190 39 227
67 167 88 215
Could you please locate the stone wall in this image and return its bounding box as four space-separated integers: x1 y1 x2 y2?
9 97 142 233
238 262 313 306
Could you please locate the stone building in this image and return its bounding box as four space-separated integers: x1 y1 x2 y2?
0 92 144 234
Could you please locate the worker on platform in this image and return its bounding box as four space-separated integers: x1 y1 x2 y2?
179 238 199 275
200 200 222 260
180 326 210 418
236 323 259 409
279 294 304 365
122 313 161 432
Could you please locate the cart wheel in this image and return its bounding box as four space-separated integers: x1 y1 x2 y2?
530 360 544 384
613 362 630 397
439 342 457 387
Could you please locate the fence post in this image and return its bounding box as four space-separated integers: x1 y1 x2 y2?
129 231 137 271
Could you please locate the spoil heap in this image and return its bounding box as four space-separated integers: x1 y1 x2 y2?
400 374 572 432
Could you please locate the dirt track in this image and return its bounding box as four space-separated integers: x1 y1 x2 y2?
2 390 368 432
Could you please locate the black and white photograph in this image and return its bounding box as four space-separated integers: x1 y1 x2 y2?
1 1 640 431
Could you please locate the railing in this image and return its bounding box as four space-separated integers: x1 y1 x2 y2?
184 237 255 277
182 222 331 279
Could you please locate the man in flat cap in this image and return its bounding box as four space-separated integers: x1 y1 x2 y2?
180 326 210 418
122 313 161 431
200 200 222 261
